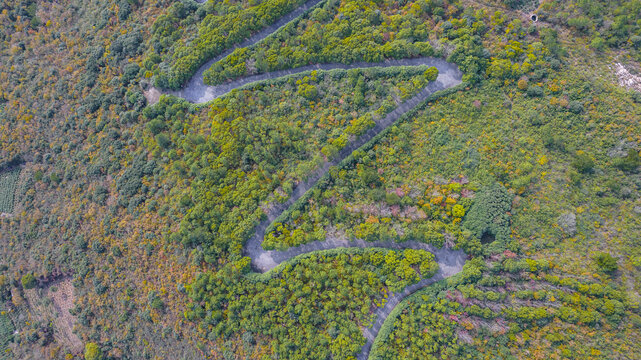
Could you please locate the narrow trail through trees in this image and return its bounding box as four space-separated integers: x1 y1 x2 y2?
163 2 467 358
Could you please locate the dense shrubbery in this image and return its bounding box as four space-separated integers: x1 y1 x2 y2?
264 174 474 250
185 248 438 359
84 342 102 360
148 0 310 89
615 149 641 172
3 0 641 358
20 273 36 289
376 252 637 358
153 67 433 261
203 0 442 85
375 298 461 359
594 252 618 273
539 0 641 59
462 183 513 244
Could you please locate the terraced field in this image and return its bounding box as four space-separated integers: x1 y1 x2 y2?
0 168 19 214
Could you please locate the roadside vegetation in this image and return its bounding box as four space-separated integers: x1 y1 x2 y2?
0 0 640 358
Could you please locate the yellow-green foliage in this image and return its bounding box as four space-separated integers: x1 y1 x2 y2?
84 342 102 360
2 0 641 359
185 248 438 359
203 0 439 84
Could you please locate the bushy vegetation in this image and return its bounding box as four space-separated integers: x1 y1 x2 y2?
264 172 476 250
376 254 639 358
203 0 442 84
538 0 641 59
1 0 641 358
153 66 436 262
149 0 311 89
376 298 460 359
462 183 513 244
594 252 618 273
84 342 102 360
185 248 437 359
20 273 36 290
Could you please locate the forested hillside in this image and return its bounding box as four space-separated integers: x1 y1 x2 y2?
1 0 640 359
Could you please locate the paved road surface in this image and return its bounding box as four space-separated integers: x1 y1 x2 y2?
165 1 467 358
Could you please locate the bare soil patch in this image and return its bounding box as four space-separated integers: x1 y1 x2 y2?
23 277 83 354
48 278 82 352
143 87 162 105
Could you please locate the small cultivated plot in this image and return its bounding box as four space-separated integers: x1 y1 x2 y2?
21 277 83 353
0 168 20 214
0 308 14 360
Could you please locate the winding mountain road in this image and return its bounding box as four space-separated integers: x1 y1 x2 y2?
172 0 326 103
163 1 467 358
172 57 461 104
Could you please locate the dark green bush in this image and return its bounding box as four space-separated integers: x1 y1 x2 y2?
594 252 617 273
21 273 36 289
526 85 544 97
614 149 640 172
568 100 584 114
462 183 513 243
385 192 401 205
572 152 595 174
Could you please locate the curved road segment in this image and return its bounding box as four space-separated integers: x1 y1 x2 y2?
161 1 467 358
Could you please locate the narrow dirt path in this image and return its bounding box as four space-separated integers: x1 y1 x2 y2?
165 2 467 359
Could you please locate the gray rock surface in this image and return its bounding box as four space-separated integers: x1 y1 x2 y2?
558 212 577 235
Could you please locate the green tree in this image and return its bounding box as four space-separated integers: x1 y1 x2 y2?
590 36 606 51
359 167 380 187
297 84 318 100
85 343 102 360
452 204 466 217
155 133 171 149
21 273 36 289
85 342 102 360
572 152 595 174
462 183 513 243
615 149 640 172
594 252 617 273
423 67 439 82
